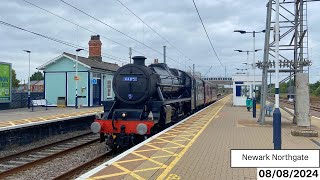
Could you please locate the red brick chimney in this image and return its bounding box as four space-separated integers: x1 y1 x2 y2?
88 35 102 62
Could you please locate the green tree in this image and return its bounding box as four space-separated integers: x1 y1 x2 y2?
279 82 288 93
12 69 20 88
314 86 320 97
310 81 320 96
30 71 44 81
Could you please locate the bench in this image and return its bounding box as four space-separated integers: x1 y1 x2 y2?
265 102 274 117
31 99 48 111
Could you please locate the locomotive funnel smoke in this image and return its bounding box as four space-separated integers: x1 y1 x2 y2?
132 56 147 66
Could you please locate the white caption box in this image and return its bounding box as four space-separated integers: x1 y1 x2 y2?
231 150 320 168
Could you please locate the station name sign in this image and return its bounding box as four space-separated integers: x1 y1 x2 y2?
0 62 11 103
231 149 320 168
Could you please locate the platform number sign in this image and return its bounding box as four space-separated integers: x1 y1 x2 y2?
92 78 97 85
0 62 11 103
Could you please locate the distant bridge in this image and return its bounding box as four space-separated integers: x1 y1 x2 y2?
202 77 233 86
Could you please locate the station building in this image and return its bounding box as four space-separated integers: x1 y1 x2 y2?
232 74 262 106
38 35 119 107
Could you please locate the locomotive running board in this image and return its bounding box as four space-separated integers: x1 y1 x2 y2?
162 98 191 105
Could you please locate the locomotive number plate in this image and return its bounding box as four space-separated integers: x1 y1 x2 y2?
123 77 138 81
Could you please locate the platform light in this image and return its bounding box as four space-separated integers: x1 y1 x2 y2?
75 48 84 109
91 122 101 133
136 123 148 135
23 50 31 109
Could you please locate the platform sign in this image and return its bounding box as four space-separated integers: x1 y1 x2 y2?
74 75 80 81
92 78 97 84
0 62 12 103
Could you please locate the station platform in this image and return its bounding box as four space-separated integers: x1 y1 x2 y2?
78 95 320 180
0 106 103 131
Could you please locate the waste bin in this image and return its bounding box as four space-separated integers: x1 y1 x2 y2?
246 98 252 111
57 97 66 108
77 96 86 108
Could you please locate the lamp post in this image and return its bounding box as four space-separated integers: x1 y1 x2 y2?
234 49 261 108
75 48 84 109
234 30 264 118
129 47 132 64
23 50 31 109
273 0 281 150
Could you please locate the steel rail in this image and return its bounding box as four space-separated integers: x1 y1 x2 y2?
0 133 99 179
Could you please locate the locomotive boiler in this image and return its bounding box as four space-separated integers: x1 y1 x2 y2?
91 56 217 149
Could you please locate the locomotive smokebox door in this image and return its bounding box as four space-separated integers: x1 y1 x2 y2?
112 56 158 105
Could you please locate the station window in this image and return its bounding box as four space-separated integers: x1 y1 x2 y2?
93 73 101 79
107 80 112 97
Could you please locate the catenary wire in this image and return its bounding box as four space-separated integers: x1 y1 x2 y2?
59 0 184 66
115 0 193 62
0 20 128 63
22 0 147 58
192 0 224 68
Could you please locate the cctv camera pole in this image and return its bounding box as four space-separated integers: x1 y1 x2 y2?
163 46 166 64
273 0 281 150
252 31 257 118
23 50 31 109
75 50 79 109
193 64 195 76
246 51 250 98
75 48 83 109
129 47 132 64
28 52 31 109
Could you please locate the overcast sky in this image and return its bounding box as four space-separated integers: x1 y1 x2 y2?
0 0 319 83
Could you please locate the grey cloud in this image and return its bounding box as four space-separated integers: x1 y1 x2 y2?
0 0 319 82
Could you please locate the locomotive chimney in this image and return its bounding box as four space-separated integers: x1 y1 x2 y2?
88 35 102 62
132 56 146 66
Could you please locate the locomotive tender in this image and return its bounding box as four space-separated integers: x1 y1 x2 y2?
91 56 217 149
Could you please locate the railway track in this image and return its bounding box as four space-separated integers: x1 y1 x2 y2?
53 151 115 180
55 96 228 179
0 132 99 179
277 97 320 112
0 95 227 179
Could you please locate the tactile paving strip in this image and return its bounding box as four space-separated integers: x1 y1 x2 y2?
87 96 230 180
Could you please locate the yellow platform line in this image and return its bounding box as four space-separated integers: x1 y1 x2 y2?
113 163 144 180
152 154 178 159
168 129 196 136
157 96 230 179
134 148 158 153
144 144 175 155
158 138 188 147
133 166 166 173
117 158 146 164
149 139 187 145
132 152 167 167
162 146 182 150
88 171 128 179
8 121 15 125
165 131 196 136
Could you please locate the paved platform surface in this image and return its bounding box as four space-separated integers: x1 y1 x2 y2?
0 106 103 131
78 95 320 180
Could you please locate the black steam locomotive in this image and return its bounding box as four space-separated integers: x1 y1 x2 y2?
91 56 217 149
